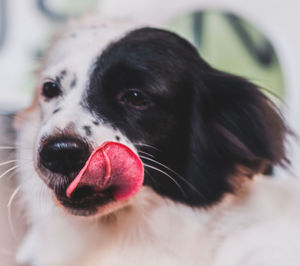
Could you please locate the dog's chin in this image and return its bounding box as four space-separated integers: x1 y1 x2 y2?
54 192 130 217
58 197 131 217
35 164 132 217
42 179 129 217
54 188 114 217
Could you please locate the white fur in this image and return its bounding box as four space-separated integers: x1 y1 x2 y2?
15 18 300 266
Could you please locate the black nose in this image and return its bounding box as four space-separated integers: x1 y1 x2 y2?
39 137 90 176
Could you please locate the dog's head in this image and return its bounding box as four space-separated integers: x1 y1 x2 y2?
16 19 287 217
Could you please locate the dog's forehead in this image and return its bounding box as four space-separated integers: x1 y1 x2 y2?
43 19 145 77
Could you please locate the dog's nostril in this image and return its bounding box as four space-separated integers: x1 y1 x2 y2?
39 137 90 176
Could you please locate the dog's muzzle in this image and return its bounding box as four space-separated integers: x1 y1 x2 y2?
39 136 90 176
38 136 144 215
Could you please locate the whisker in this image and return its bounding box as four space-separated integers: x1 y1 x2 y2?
144 169 159 187
141 155 205 199
134 143 160 151
0 146 16 150
0 160 17 166
38 181 48 210
7 184 22 241
138 151 155 158
143 163 187 198
140 156 181 177
9 144 33 151
0 165 19 180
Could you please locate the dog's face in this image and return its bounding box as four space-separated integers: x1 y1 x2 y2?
16 19 287 217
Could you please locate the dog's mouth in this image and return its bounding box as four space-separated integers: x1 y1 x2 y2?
39 141 144 216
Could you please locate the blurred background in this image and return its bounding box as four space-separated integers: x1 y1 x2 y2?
0 0 286 112
0 0 299 265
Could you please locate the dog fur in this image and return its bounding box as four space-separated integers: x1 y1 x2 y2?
14 18 300 266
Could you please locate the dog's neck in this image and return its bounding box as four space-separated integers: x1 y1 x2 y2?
18 176 221 265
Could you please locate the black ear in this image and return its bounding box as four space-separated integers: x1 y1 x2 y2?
185 70 288 206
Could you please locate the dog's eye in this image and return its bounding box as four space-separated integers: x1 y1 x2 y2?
118 89 152 110
42 82 62 99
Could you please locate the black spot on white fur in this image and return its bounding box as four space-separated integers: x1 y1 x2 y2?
83 126 92 136
55 70 67 85
92 120 99 126
53 108 61 114
115 136 120 141
70 76 77 88
55 76 62 85
85 27 287 208
60 70 67 76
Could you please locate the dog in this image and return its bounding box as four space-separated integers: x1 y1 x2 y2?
14 18 300 266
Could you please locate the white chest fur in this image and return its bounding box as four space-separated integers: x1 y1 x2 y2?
16 170 300 266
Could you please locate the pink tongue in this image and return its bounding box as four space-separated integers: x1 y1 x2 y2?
66 142 144 201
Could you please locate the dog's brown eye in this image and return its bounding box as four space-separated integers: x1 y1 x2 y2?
118 89 152 110
42 82 61 99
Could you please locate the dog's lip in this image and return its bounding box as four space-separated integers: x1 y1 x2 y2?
36 141 144 215
54 188 113 214
55 194 129 217
65 141 144 202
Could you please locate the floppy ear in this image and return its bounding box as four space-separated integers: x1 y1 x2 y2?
185 70 288 206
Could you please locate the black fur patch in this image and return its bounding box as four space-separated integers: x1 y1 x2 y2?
85 27 288 207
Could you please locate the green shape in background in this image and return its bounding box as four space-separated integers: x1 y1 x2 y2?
168 11 285 105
